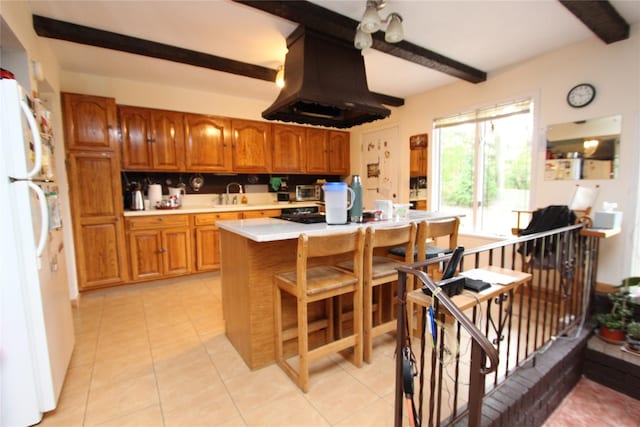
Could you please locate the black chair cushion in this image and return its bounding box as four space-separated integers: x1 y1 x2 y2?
388 245 452 260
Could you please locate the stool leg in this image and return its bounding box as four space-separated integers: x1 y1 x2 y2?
353 286 363 368
335 295 344 339
326 298 334 342
274 285 284 363
364 281 373 363
298 298 310 392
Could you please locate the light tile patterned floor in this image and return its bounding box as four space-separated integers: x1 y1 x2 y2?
41 272 637 426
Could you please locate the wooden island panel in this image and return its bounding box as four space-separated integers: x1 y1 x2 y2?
220 229 349 369
220 230 296 368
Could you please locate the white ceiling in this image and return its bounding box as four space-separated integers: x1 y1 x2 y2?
27 0 640 102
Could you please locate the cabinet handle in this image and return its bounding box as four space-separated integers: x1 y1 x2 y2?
158 217 163 221
158 248 167 254
147 137 156 143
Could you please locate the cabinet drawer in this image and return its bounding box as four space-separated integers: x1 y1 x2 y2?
242 209 281 219
194 212 241 226
126 214 190 230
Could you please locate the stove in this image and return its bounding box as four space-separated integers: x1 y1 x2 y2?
276 206 325 224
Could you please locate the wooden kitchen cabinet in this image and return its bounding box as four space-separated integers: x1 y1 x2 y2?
305 129 350 175
119 106 185 171
125 215 192 281
410 135 428 177
231 119 272 173
65 150 128 290
62 93 118 151
184 113 232 172
272 124 305 173
62 92 128 290
193 212 241 271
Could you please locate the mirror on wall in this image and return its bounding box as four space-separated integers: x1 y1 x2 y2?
545 115 621 180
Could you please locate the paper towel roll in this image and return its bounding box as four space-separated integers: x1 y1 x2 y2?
148 184 162 208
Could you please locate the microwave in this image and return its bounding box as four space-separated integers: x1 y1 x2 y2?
296 185 321 201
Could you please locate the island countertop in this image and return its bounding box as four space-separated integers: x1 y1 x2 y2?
216 210 463 242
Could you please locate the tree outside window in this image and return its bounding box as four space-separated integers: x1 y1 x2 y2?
434 99 533 235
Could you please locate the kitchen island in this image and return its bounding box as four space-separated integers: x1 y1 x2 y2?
217 210 462 369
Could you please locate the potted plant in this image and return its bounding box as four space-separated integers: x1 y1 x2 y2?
627 321 640 351
594 286 633 343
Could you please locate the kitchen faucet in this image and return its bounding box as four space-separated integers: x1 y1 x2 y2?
225 182 243 205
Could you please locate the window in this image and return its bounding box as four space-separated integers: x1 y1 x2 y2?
433 99 533 235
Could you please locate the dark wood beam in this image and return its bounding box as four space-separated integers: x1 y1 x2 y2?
32 14 276 82
233 0 487 84
559 0 629 44
372 92 404 107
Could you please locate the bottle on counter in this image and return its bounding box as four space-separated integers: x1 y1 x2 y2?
350 174 363 223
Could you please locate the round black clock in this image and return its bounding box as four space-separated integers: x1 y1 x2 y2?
567 83 596 108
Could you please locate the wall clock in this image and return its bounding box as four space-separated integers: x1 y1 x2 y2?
567 83 596 108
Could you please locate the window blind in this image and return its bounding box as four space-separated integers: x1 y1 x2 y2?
434 98 532 129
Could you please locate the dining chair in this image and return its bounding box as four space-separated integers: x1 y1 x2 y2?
272 229 365 392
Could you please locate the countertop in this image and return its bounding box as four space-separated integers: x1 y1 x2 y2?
122 201 321 216
216 210 463 242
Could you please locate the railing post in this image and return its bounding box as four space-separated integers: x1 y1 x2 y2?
468 340 486 427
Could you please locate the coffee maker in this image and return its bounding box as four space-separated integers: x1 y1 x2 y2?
126 181 144 210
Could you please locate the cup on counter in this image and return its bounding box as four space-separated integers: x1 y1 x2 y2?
144 199 151 210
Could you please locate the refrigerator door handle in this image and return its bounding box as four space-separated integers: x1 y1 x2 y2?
19 99 43 179
27 181 49 257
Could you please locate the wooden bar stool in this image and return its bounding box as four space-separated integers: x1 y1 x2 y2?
273 229 365 392
417 217 460 280
338 223 416 363
409 217 460 335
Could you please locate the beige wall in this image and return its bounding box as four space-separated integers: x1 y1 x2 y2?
350 25 640 285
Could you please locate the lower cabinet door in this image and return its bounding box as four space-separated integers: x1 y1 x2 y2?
129 230 163 281
162 228 192 276
195 226 219 271
77 219 127 290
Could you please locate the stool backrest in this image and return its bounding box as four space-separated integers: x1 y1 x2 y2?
365 223 417 264
416 217 460 262
296 229 365 290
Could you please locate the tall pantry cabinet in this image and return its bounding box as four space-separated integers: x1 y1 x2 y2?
62 93 128 290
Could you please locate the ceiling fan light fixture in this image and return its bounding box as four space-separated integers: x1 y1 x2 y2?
384 13 403 43
354 26 373 49
360 2 382 33
355 0 404 49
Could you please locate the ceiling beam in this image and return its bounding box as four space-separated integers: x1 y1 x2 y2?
32 14 404 107
559 0 629 44
32 14 276 82
233 0 487 84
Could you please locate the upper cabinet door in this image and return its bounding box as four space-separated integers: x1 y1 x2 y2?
272 124 305 173
327 131 350 175
305 128 329 174
62 93 118 151
150 110 184 171
120 106 152 170
231 120 271 173
184 113 232 172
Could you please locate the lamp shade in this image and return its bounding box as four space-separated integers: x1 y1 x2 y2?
354 27 373 49
384 13 403 43
360 4 381 33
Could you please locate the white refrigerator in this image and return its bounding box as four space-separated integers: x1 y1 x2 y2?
1 78 75 426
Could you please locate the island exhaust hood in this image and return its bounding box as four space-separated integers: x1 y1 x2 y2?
262 26 390 129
